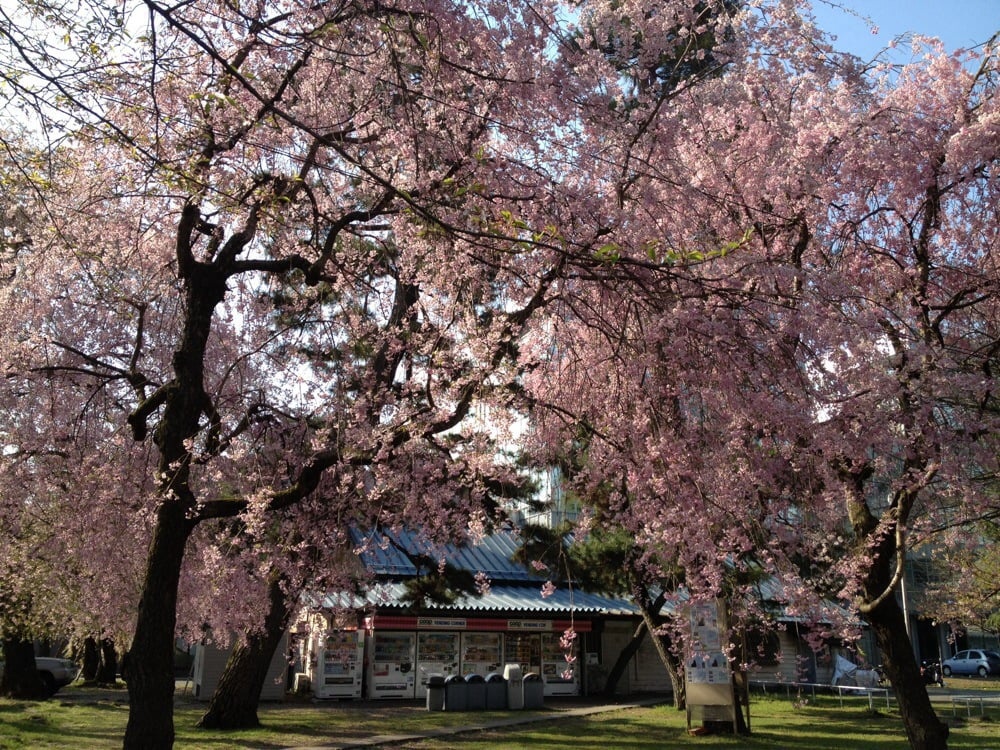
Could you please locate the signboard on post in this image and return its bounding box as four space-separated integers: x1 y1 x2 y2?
685 600 737 734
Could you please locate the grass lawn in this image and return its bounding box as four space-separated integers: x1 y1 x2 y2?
0 687 997 749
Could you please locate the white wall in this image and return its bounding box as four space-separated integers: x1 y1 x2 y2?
192 633 288 702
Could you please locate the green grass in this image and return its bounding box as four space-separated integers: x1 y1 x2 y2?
945 676 1000 692
392 701 1000 750
0 689 998 749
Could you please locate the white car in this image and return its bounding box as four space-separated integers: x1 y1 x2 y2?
35 656 80 694
0 656 80 695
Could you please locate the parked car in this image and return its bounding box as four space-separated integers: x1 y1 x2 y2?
0 656 80 695
941 650 1000 678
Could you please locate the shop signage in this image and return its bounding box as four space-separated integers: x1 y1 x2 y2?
506 619 550 631
416 617 468 629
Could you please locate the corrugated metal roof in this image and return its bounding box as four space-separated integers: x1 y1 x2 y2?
336 527 637 617
348 527 543 583
348 527 418 576
322 582 638 616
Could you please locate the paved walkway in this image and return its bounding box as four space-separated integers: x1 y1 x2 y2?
279 696 671 750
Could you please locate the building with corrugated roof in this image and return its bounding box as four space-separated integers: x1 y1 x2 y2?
298 527 650 700
294 527 870 701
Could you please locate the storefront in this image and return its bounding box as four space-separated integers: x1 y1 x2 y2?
363 613 588 699
300 528 641 700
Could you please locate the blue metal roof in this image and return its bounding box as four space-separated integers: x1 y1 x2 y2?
336 527 638 616
349 527 544 583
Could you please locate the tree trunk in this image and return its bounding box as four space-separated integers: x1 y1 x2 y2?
122 501 193 750
603 620 646 697
867 595 949 750
97 638 118 686
197 574 291 729
638 606 685 709
121 217 236 749
82 637 100 684
0 638 47 699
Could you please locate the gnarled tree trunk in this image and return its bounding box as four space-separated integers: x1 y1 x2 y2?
122 502 194 750
638 605 685 709
603 619 646 697
197 574 291 729
848 475 950 750
867 594 949 750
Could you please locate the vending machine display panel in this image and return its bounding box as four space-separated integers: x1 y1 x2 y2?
368 631 416 699
315 630 364 699
503 633 540 677
541 632 579 696
460 632 502 677
415 632 460 697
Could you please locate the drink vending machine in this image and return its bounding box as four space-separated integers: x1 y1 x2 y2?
503 633 541 676
541 632 579 696
460 632 502 677
313 629 365 699
367 632 416 698
415 632 460 699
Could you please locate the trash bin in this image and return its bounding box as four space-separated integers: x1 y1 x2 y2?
523 672 544 709
444 674 468 711
503 663 524 710
465 673 486 710
425 674 446 711
485 672 507 710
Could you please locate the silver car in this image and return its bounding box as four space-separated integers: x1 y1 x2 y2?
941 650 1000 678
0 656 80 695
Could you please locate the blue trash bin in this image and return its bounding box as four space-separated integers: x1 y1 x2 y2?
485 672 507 710
444 674 468 711
465 673 486 710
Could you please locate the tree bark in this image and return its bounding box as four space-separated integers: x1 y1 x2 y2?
847 473 950 750
122 234 232 749
122 502 194 750
197 574 291 729
600 610 685 708
867 594 949 750
602 619 646 697
97 637 118 686
0 638 47 699
638 605 685 709
82 637 100 684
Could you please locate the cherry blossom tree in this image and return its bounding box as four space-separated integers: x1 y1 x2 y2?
523 20 999 750
0 0 656 746
3 3 994 750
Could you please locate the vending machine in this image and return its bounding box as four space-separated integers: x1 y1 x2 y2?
503 633 541 676
541 632 579 696
367 631 416 699
313 629 365 699
460 632 502 677
415 632 460 698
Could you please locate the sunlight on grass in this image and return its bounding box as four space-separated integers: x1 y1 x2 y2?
0 692 997 750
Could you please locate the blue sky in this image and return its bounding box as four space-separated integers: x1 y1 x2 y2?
809 0 999 59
